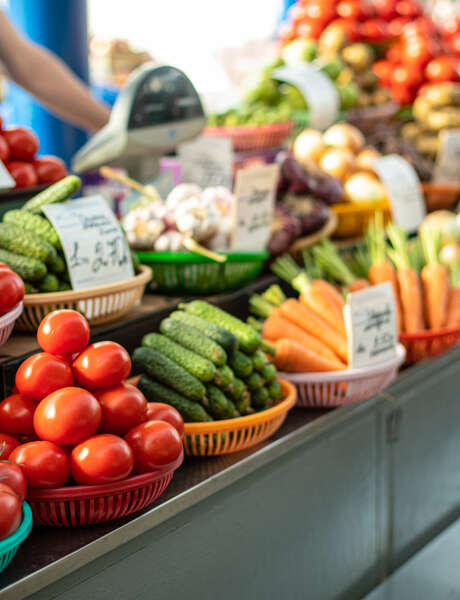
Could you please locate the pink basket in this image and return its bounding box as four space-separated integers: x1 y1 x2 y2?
27 452 183 526
280 345 406 407
0 302 22 347
204 121 293 151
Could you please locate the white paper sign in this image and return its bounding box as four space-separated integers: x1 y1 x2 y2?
373 154 426 233
344 282 398 369
231 164 279 251
272 64 340 130
178 136 233 189
43 196 134 291
434 129 460 182
0 160 14 190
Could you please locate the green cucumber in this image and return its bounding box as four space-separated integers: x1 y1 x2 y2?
22 175 81 214
268 380 283 401
0 223 57 265
215 365 234 390
38 273 59 293
261 363 277 383
58 280 71 291
0 248 46 281
3 210 62 249
245 372 264 391
169 310 238 354
138 376 212 422
160 318 227 366
132 347 206 402
48 252 65 274
229 350 253 378
251 386 271 409
252 349 269 372
228 377 247 401
234 391 252 415
141 333 216 382
206 384 238 419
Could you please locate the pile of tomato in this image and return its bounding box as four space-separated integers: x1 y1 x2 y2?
0 262 24 316
0 459 27 541
0 116 67 189
0 310 184 504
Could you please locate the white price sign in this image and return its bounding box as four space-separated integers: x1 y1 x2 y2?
0 160 14 190
373 154 426 233
434 129 460 182
178 136 233 189
43 196 134 291
273 64 340 130
344 282 398 369
231 164 279 252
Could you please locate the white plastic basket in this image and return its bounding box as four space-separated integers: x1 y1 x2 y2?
0 301 23 347
280 344 406 407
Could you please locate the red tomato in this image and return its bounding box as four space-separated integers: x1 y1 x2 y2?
10 441 69 488
0 483 22 541
373 0 397 20
392 64 423 87
278 22 297 44
336 1 363 20
125 420 182 474
6 161 38 189
72 341 131 389
296 19 325 40
0 433 20 458
34 387 101 445
71 434 134 485
395 0 421 18
0 267 24 314
0 461 26 502
388 17 411 37
391 84 416 105
425 56 459 82
3 127 39 160
32 156 67 184
0 394 36 437
359 19 389 42
145 403 184 439
94 383 147 436
442 16 460 37
288 4 306 23
0 135 10 163
15 353 74 402
402 39 434 66
450 33 460 56
387 44 403 63
325 18 360 42
373 60 395 86
37 309 89 355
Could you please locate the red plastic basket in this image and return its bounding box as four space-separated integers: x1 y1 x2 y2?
204 121 293 151
27 452 183 526
399 325 460 364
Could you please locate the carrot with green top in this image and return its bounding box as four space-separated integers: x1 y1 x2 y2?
312 239 370 294
273 338 346 373
420 225 449 330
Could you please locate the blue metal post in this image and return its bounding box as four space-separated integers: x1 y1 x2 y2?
3 0 90 165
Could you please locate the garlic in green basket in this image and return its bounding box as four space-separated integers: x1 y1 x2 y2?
154 231 184 252
122 206 165 249
166 183 202 211
174 195 222 243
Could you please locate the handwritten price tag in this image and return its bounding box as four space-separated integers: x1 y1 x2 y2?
178 136 233 189
231 164 279 251
0 160 14 190
272 64 339 130
344 282 398 369
373 154 426 233
43 196 134 291
434 128 460 182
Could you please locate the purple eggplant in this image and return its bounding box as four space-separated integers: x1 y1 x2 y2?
268 205 302 256
281 195 330 235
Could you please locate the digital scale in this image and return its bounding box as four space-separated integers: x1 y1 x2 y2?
72 63 206 182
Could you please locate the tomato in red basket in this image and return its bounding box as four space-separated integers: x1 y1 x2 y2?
0 433 20 458
388 17 411 37
0 483 21 541
6 161 38 189
425 56 459 82
95 383 147 436
395 0 422 18
373 60 394 86
0 136 10 163
0 394 36 437
450 33 460 56
0 461 26 502
336 1 364 21
373 0 397 20
34 387 101 445
71 434 134 485
15 353 73 402
145 403 184 439
32 156 67 184
391 64 423 87
125 420 182 474
37 309 89 356
391 84 416 105
296 20 325 41
72 341 131 389
0 267 24 315
359 19 389 42
10 441 69 488
3 127 39 160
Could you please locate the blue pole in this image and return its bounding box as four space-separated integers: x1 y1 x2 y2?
3 0 89 166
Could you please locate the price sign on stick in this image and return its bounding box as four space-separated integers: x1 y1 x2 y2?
272 64 340 130
344 282 398 369
43 196 134 291
231 164 279 252
178 136 233 189
373 154 426 233
0 160 14 190
434 128 460 182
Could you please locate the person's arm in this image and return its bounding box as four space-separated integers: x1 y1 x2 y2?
0 11 110 131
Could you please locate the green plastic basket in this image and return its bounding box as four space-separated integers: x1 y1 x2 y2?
0 502 33 574
136 251 268 294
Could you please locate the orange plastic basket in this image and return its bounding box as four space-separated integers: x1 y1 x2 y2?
422 182 460 212
183 378 296 456
204 121 294 152
331 200 391 238
399 325 460 364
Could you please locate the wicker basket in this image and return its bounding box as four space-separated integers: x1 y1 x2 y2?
281 345 406 408
16 265 152 332
400 325 460 364
331 200 392 238
204 121 293 152
137 251 267 294
183 378 296 456
0 502 33 574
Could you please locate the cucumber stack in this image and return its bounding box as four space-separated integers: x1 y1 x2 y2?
133 301 282 424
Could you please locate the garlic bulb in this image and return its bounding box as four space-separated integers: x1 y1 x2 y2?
166 183 202 211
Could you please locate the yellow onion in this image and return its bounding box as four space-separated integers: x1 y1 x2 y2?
319 147 355 180
355 147 380 173
293 129 326 165
344 172 387 204
440 242 460 268
323 123 365 154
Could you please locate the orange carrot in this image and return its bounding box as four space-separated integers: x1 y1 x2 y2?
348 278 371 293
262 313 345 366
300 286 346 337
368 262 403 333
279 298 348 363
421 263 449 330
274 338 346 372
397 267 425 332
446 287 460 327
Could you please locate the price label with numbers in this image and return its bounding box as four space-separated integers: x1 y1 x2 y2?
178 136 233 189
0 160 14 190
344 282 398 369
434 128 460 182
43 196 134 291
